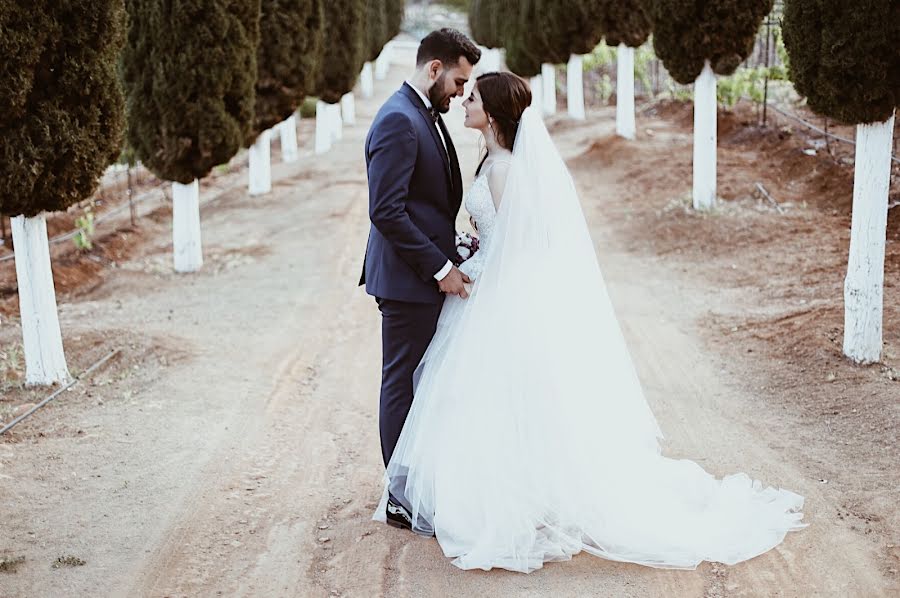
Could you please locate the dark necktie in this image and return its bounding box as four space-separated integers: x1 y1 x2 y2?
429 107 440 123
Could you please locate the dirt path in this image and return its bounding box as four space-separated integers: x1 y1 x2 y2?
1 45 895 597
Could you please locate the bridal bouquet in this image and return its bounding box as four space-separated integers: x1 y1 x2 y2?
453 231 480 267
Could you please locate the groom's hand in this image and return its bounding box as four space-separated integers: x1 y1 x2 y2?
438 266 472 299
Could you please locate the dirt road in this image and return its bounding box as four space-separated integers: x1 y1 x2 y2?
1 44 895 597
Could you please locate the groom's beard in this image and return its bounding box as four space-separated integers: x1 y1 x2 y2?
428 75 452 113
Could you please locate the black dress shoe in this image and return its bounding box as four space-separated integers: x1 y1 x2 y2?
385 498 414 531
385 498 435 537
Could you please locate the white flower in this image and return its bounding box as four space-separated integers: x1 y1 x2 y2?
458 246 471 260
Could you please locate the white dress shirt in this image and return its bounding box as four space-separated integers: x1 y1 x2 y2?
405 81 453 282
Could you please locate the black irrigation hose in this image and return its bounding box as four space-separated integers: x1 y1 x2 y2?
0 348 120 436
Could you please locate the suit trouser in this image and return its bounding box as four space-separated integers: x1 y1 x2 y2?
377 297 443 467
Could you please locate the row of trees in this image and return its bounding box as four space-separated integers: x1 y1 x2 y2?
469 0 898 365
1 0 402 385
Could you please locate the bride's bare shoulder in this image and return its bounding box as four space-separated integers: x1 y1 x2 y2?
487 161 511 210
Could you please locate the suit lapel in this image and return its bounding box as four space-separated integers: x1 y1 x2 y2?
400 84 452 184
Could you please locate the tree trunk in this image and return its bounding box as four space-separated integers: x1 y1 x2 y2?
248 129 272 196
341 93 356 126
692 61 717 210
530 75 544 120
616 44 636 139
279 114 299 163
11 214 70 386
567 54 585 120
843 112 895 363
375 43 392 80
360 62 375 99
172 179 203 273
315 100 332 154
541 63 556 116
329 103 343 142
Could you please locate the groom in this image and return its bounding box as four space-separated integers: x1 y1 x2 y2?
360 29 481 529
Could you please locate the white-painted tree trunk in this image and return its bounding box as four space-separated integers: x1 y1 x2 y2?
492 49 503 71
530 75 544 120
478 47 501 73
616 44 636 140
329 103 343 142
843 112 896 364
172 179 203 273
360 62 375 99
375 43 392 80
248 129 272 196
567 54 585 120
279 114 299 163
541 63 556 116
692 61 717 210
11 214 70 386
341 93 356 126
315 100 332 154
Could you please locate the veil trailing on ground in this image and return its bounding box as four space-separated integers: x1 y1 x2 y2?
376 107 805 573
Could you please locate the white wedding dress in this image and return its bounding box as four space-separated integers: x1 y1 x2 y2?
374 108 805 573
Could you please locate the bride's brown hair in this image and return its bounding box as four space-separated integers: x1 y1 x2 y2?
476 71 532 152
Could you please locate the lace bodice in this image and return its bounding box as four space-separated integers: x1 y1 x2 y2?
459 162 506 279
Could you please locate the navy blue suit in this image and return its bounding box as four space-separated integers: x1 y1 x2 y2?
360 83 463 466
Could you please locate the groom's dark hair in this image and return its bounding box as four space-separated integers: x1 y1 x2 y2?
416 28 481 67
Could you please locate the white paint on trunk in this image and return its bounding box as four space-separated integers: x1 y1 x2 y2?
248 129 272 196
315 100 331 154
11 214 70 386
567 54 585 120
172 179 203 273
279 114 299 163
478 47 501 73
616 44 636 140
692 61 717 210
541 63 556 116
375 43 392 80
530 75 544 120
329 103 343 142
360 62 375 99
341 93 356 126
843 112 896 364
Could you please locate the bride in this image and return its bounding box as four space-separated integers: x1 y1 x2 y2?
373 71 806 573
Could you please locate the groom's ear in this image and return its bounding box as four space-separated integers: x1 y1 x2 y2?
428 59 443 80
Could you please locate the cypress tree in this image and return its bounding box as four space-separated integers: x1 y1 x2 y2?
648 0 772 209
317 0 366 104
598 0 652 48
364 0 388 63
0 0 126 385
470 0 502 49
502 0 544 77
122 0 261 184
597 0 653 138
782 0 898 125
649 0 773 84
385 0 404 40
251 0 325 141
783 0 899 363
1 1 126 218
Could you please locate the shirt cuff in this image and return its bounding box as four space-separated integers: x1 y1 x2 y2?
433 260 453 281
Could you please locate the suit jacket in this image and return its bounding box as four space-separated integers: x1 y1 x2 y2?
359 83 463 304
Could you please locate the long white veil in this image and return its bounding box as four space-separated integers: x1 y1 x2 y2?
379 106 804 573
